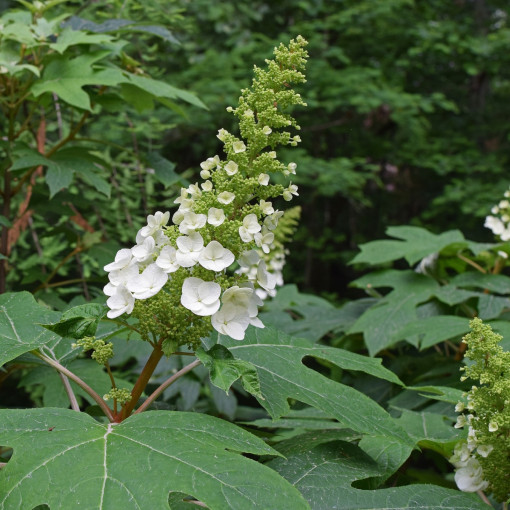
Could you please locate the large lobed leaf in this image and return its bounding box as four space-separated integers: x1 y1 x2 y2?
350 226 465 266
0 408 309 510
394 315 470 349
30 53 206 112
11 146 111 198
268 440 488 510
260 284 374 341
349 270 440 354
0 292 59 367
223 327 411 448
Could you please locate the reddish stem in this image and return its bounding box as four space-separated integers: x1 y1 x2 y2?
118 338 165 422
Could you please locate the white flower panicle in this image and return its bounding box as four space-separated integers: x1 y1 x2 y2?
485 187 510 241
103 36 308 343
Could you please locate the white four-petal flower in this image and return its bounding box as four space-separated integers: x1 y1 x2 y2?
106 285 135 319
181 277 221 316
198 241 235 271
239 213 261 242
104 248 133 272
140 211 170 237
224 161 238 176
257 260 277 292
127 263 168 299
218 191 235 205
156 245 179 273
176 232 204 267
179 211 207 234
207 207 226 226
211 304 251 340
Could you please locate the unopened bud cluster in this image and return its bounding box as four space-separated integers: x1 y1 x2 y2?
450 318 510 501
72 337 114 366
104 388 132 405
103 37 308 346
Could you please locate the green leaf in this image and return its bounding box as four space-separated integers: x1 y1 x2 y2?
77 166 111 197
450 272 510 294
487 320 510 351
268 441 487 509
45 161 74 197
243 407 349 431
49 28 114 54
0 292 59 367
0 21 36 45
224 327 411 446
0 215 12 227
394 315 470 349
349 271 440 355
196 345 263 399
395 409 462 457
41 303 106 339
118 24 180 45
31 52 124 110
350 226 465 266
146 152 180 188
51 148 111 197
357 433 413 486
120 83 155 112
0 48 40 76
272 429 361 457
0 409 309 510
63 16 180 44
433 284 480 306
405 385 465 405
63 16 138 32
30 51 204 113
11 146 111 197
127 74 206 110
9 146 49 171
477 293 510 320
261 285 373 341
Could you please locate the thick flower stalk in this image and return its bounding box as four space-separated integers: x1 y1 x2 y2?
450 318 510 501
484 187 510 241
103 37 308 352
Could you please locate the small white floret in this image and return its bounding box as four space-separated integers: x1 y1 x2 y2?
198 241 235 271
106 285 135 318
218 191 235 205
156 245 179 273
233 141 246 153
127 263 168 300
207 207 226 227
181 277 221 316
175 232 204 267
104 249 134 272
224 161 239 176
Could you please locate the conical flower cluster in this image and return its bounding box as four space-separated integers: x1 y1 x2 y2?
103 37 308 345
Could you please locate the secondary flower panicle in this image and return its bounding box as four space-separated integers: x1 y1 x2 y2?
450 318 510 502
484 187 510 240
103 37 308 348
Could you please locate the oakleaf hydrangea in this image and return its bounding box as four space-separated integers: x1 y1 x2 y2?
484 187 510 241
450 318 510 501
103 36 308 351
